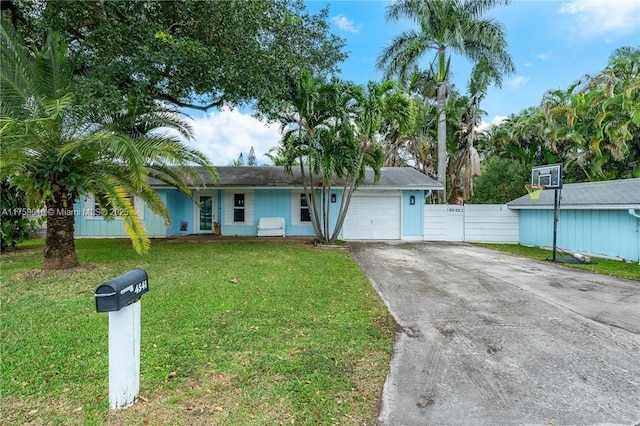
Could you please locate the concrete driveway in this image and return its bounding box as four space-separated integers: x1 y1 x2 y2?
349 242 640 426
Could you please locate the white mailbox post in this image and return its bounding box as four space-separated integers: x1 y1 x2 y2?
95 269 149 409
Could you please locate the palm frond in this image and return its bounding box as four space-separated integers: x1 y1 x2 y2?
377 30 432 80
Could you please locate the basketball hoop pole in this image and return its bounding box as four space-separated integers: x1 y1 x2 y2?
531 163 563 262
552 188 560 261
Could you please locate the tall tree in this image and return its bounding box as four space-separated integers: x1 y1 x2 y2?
329 80 412 240
382 73 439 180
280 71 352 241
280 72 408 243
448 58 501 202
545 47 640 179
2 0 346 117
468 156 529 204
377 0 515 202
0 26 215 269
247 146 258 166
478 46 640 187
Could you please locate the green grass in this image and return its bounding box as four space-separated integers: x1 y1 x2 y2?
0 238 396 425
474 243 640 281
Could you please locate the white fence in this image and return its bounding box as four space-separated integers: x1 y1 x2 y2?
424 204 519 243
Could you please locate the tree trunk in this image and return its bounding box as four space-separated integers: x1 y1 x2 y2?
329 179 355 244
298 162 321 240
43 194 79 270
323 184 331 243
330 150 366 243
436 80 448 204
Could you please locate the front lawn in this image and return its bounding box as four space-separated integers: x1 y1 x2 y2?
0 239 396 425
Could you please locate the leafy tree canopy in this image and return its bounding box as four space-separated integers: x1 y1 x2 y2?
3 0 346 116
468 156 529 204
481 46 640 183
0 179 37 251
1 25 215 269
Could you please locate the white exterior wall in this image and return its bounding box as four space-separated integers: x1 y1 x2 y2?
424 204 519 243
424 205 447 241
464 204 519 243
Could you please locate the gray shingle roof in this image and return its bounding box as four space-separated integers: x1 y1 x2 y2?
150 166 443 190
507 178 640 209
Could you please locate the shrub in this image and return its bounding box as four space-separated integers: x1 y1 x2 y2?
0 179 36 251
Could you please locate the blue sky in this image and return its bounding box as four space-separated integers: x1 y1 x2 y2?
183 0 640 165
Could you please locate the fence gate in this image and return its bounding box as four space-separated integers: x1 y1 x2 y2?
446 206 465 241
424 204 519 243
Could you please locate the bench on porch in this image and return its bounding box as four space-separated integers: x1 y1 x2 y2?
257 217 286 237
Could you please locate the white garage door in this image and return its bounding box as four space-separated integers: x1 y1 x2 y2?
343 194 401 240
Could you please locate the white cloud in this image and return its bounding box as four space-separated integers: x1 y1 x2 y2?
180 108 282 166
536 51 552 61
331 14 362 33
477 115 508 133
558 0 640 37
506 76 531 88
491 115 508 126
476 121 491 133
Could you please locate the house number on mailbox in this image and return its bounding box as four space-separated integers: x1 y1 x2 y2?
134 280 148 294
120 280 148 296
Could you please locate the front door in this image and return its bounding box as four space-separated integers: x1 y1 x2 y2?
197 194 216 233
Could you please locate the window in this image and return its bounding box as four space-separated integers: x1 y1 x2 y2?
233 193 245 222
87 193 143 220
300 193 311 222
94 194 134 217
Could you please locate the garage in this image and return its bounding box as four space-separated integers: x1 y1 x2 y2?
343 193 401 240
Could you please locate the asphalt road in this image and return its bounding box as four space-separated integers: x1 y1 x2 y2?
350 242 640 426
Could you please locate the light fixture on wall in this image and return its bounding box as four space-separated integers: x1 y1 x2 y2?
409 195 415 205
331 193 337 203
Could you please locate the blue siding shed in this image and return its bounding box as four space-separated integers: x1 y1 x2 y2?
508 178 640 262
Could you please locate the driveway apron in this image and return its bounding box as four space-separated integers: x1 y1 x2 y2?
350 241 640 426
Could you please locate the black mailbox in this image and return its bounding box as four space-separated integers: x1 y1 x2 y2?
95 268 149 312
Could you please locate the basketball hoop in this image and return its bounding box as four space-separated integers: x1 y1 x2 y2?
525 183 545 200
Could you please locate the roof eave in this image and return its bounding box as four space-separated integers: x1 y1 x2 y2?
508 203 640 210
152 184 443 191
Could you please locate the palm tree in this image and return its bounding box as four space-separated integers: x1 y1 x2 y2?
280 72 409 243
572 47 639 178
449 58 501 201
377 0 515 203
0 27 215 269
280 69 331 239
383 75 439 180
328 80 411 241
280 72 362 243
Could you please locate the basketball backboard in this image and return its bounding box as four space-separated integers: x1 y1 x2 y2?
531 163 562 189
